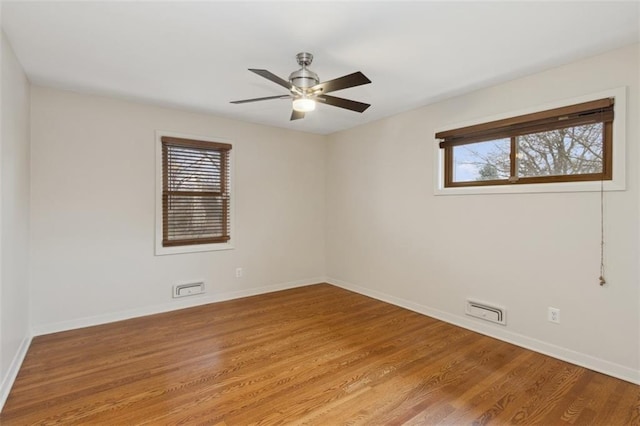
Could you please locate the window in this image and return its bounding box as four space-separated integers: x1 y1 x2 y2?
159 135 232 251
436 98 614 188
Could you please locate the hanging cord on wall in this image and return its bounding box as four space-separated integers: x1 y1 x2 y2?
599 179 607 286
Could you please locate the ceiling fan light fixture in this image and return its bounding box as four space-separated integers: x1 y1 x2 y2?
292 97 316 112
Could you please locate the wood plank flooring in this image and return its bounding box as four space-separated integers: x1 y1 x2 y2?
1 284 639 425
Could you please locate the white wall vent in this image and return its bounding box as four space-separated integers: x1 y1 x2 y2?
465 299 506 325
173 282 205 298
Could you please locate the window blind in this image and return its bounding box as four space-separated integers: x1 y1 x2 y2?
161 136 231 247
437 98 614 148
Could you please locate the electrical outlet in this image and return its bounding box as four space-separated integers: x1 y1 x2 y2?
548 307 560 323
235 267 243 278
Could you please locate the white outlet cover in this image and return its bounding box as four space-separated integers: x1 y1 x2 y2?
548 307 560 323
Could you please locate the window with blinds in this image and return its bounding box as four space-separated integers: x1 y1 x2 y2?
161 136 231 247
436 98 614 187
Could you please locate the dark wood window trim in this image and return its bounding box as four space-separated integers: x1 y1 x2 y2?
161 136 232 247
436 98 614 188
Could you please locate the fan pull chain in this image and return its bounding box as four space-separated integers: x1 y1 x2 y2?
599 179 606 286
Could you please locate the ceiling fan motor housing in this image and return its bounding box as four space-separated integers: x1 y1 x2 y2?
289 52 319 89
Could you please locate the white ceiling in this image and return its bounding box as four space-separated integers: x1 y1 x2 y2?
2 1 639 135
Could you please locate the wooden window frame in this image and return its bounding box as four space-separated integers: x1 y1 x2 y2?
436 98 614 188
161 136 232 249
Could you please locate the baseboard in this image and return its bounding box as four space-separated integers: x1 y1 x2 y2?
0 333 32 412
327 277 640 385
32 277 327 336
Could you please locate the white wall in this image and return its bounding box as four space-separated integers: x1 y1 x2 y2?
29 87 326 332
0 31 31 406
326 44 639 382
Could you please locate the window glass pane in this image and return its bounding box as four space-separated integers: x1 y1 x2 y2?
517 123 603 178
168 148 222 193
166 195 226 240
452 138 510 182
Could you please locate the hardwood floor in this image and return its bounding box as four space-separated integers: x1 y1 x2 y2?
1 284 639 425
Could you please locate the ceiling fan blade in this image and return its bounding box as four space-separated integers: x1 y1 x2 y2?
316 95 370 113
311 72 371 94
230 95 291 104
249 69 291 90
290 110 305 121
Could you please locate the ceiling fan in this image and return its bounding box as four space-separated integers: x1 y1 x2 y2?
231 52 372 121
